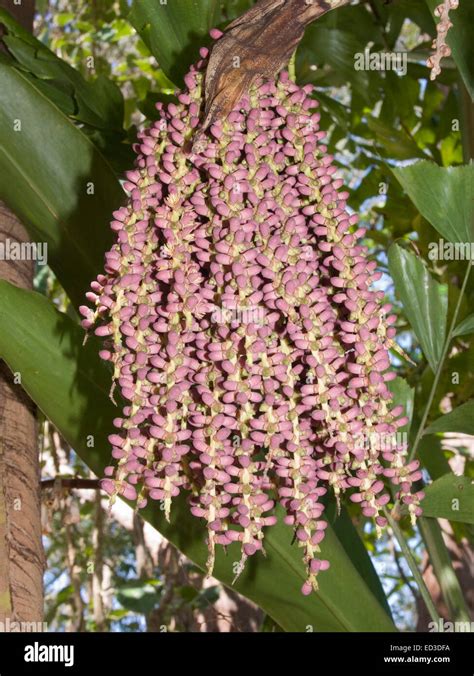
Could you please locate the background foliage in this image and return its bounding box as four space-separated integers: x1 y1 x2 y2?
0 0 472 631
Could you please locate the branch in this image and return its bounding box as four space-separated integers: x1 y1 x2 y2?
384 509 441 626
41 478 101 491
202 0 351 128
389 534 418 602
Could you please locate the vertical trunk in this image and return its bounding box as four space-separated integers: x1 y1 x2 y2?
91 494 107 631
0 0 43 626
64 522 84 631
0 205 44 625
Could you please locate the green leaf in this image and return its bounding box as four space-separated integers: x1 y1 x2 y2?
116 580 159 614
108 609 132 620
0 63 124 309
0 8 125 131
177 585 199 603
425 0 474 99
453 314 474 337
56 12 75 27
418 517 471 624
418 435 452 480
424 400 474 436
193 585 220 610
128 0 219 85
422 474 474 524
389 377 415 435
299 27 377 102
0 282 395 632
367 117 426 161
388 243 448 372
392 161 474 244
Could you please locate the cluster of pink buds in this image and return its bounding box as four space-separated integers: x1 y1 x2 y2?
81 43 423 595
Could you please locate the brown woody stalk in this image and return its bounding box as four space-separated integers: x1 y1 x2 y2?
203 0 351 128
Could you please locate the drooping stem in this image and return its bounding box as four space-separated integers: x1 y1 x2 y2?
405 259 472 468
41 477 101 491
384 509 442 626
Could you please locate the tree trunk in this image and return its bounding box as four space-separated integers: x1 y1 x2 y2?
0 0 44 627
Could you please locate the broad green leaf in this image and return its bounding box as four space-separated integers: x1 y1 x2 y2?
389 377 415 435
422 474 474 524
299 27 375 102
128 0 219 85
424 400 474 436
0 8 124 131
0 63 124 309
368 117 426 161
425 0 474 99
392 161 474 244
453 314 474 337
391 0 435 43
0 282 395 632
388 244 448 372
418 435 451 480
116 580 160 614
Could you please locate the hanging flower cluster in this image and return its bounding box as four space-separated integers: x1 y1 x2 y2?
426 0 459 80
80 44 423 595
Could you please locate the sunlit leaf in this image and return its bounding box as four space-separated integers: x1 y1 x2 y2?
424 400 474 436
388 244 448 372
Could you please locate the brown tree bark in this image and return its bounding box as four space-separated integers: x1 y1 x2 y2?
0 0 44 627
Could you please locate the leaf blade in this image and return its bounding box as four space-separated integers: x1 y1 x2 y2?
128 0 219 85
392 161 474 245
0 63 124 308
453 314 474 337
388 243 448 372
424 400 474 436
422 475 474 524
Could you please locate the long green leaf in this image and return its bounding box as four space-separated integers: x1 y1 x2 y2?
418 435 451 480
422 474 474 525
388 243 448 372
0 8 124 131
0 63 124 309
0 281 395 632
415 440 471 625
453 313 474 337
389 377 415 435
418 517 471 624
424 400 474 436
128 0 219 85
392 161 474 244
